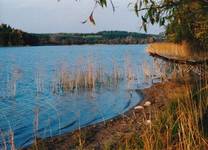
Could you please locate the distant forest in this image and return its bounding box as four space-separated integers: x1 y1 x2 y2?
0 24 161 46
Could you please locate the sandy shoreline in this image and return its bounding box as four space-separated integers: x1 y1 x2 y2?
24 80 186 150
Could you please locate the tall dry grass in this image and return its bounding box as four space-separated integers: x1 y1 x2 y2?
7 66 22 98
53 56 143 94
126 61 208 150
139 84 208 149
147 41 208 62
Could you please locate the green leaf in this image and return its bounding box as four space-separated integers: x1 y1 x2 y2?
134 3 139 16
143 22 147 32
159 18 165 26
139 0 142 9
148 7 153 18
141 16 147 23
150 0 155 5
156 12 160 22
150 17 155 25
81 20 87 24
110 0 115 12
100 0 107 7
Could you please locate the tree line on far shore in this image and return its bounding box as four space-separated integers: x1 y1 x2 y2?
0 24 161 46
95 0 208 50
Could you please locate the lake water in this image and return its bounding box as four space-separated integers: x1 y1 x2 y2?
0 45 153 148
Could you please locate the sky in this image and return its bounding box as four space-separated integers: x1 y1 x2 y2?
0 0 163 34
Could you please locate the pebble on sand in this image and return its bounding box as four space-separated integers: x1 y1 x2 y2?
134 105 144 110
144 101 151 107
145 120 151 125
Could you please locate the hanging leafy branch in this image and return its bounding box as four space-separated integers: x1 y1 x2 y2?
83 0 182 31
57 0 114 25
81 0 115 25
130 0 182 32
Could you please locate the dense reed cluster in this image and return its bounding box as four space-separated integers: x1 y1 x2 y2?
51 59 123 94
50 56 153 94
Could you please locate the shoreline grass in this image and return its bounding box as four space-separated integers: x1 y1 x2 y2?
147 42 208 62
137 82 208 149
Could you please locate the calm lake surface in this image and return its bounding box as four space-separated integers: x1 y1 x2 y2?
0 45 153 148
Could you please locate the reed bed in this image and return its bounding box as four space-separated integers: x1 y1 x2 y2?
147 42 208 62
51 53 203 95
51 57 139 94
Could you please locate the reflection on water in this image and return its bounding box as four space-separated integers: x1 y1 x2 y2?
0 45 154 148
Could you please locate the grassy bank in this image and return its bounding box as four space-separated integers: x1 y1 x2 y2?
147 42 208 63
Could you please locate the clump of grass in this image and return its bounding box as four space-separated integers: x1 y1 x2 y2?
35 69 44 94
145 97 207 149
9 130 15 150
0 129 16 150
7 66 22 98
125 55 135 81
135 68 208 149
33 107 40 150
52 57 124 94
0 129 7 150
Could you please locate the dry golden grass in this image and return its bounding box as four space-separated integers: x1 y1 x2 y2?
135 63 208 150
55 58 123 93
139 85 208 150
147 41 208 62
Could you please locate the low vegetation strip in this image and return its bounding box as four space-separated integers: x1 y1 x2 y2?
147 42 208 63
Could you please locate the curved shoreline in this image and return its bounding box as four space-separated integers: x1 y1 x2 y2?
22 90 144 149
24 80 186 150
149 52 208 65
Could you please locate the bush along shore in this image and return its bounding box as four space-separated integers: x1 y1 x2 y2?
24 58 208 150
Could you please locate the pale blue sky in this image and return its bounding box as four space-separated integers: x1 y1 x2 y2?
0 0 163 34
